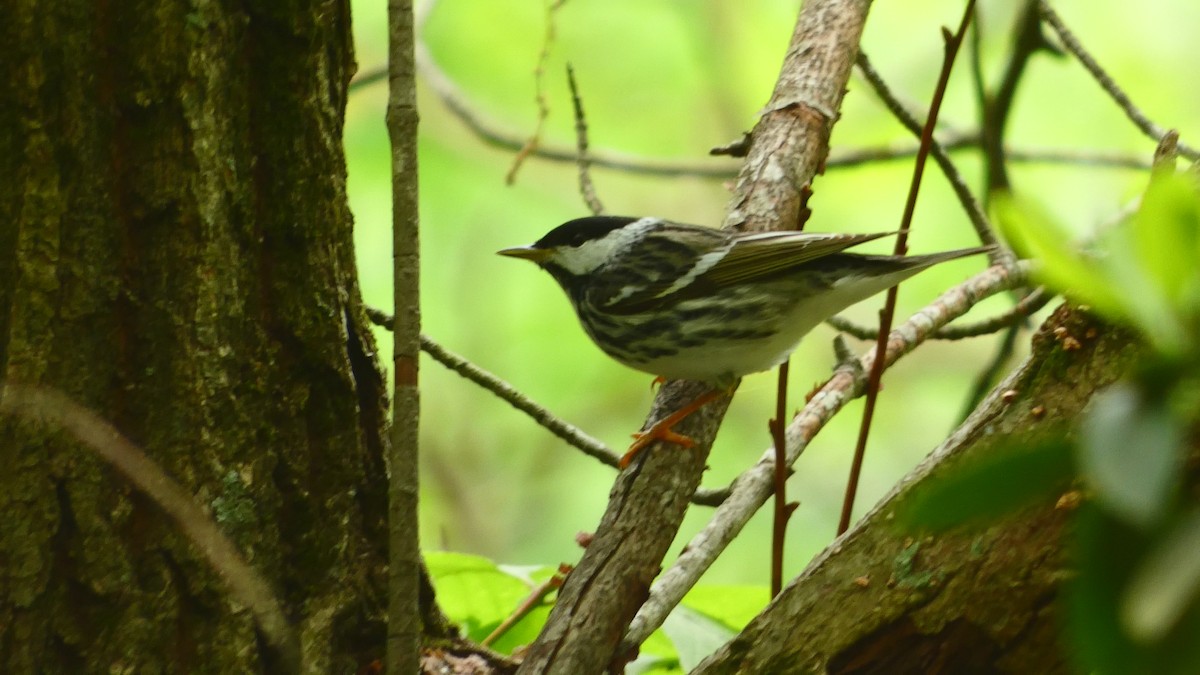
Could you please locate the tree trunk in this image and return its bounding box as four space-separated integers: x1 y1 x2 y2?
693 306 1140 674
0 1 389 671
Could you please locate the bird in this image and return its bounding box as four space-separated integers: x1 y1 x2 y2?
498 215 991 467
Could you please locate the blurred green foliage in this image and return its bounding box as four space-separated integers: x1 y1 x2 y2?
908 174 1200 672
344 0 1200 596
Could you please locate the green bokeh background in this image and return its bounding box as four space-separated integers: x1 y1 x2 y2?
345 0 1199 585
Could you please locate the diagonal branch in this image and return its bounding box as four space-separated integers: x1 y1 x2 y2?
825 285 1053 341
1039 1 1199 161
363 309 732 506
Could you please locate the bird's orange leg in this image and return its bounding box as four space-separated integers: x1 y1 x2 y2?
619 388 724 468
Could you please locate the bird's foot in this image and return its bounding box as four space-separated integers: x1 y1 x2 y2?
619 389 723 468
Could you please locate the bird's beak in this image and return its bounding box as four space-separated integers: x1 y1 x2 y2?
497 246 551 263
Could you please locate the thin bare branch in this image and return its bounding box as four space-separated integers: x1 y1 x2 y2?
621 259 1033 651
356 60 1153 177
980 0 1049 193
842 3 978 536
483 565 569 647
825 285 1053 340
1039 1 1199 161
505 0 568 184
769 361 792 598
362 308 732 506
566 64 604 215
420 333 614 465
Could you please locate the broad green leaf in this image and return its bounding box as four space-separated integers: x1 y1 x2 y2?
661 605 737 672
487 604 551 655
1098 224 1189 354
424 551 533 643
1132 174 1200 311
1122 507 1200 643
994 193 1126 320
1078 384 1184 528
627 629 682 675
895 434 1074 532
682 585 770 631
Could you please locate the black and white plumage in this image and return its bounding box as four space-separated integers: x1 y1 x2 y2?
499 216 989 386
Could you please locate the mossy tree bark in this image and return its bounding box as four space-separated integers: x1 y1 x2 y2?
0 0 390 671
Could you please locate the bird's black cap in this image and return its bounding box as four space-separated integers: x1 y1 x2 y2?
532 216 642 249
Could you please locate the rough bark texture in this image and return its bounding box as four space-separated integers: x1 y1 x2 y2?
514 2 873 673
0 1 389 672
693 306 1139 674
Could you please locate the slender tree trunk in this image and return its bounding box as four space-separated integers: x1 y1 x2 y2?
0 1 389 671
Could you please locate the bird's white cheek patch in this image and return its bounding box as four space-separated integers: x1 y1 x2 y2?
553 217 660 276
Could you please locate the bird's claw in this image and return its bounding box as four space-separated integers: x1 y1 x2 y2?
619 423 696 468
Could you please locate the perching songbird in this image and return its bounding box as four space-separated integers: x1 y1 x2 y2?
499 215 989 467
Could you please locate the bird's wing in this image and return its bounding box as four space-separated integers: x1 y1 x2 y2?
695 230 896 286
598 229 896 315
592 224 730 314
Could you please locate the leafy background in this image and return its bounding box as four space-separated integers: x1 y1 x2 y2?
344 0 1199 590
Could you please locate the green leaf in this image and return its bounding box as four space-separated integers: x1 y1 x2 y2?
681 585 770 632
1122 507 1200 643
424 551 535 644
660 605 737 672
1098 223 1189 354
1132 174 1200 311
1129 174 1200 352
486 604 552 655
994 193 1126 320
627 629 682 675
895 434 1074 532
1078 384 1184 528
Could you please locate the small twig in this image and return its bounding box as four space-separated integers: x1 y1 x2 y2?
769 361 792 597
362 308 731 506
980 0 1048 193
505 0 568 184
0 385 299 671
841 3 977 537
620 260 1033 652
482 564 570 647
1039 1 1199 161
565 64 603 215
417 333 612 463
967 3 986 126
825 286 1053 341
